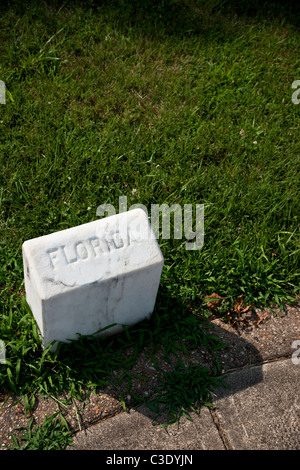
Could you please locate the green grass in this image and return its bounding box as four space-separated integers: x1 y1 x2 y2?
139 357 227 427
1 288 224 407
9 412 73 450
0 0 299 448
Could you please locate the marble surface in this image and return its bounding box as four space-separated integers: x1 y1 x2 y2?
22 209 164 350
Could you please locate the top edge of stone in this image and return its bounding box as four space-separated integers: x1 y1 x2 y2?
22 209 150 246
22 209 164 299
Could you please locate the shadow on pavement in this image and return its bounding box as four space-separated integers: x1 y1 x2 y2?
0 287 265 447
2 0 298 50
51 287 264 427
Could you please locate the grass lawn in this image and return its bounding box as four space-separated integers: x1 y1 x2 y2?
0 0 299 447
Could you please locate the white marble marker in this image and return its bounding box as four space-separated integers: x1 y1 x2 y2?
22 209 164 350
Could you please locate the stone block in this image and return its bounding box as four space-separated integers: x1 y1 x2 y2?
22 209 164 350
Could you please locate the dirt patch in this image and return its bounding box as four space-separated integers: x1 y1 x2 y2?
1 301 299 449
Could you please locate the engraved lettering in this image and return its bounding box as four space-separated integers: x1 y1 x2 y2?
75 241 89 260
60 244 69 264
47 232 130 269
47 247 60 268
89 237 102 257
102 237 112 252
62 244 77 264
112 231 124 249
92 236 111 254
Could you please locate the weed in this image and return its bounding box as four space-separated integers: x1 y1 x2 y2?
8 412 73 450
142 358 227 427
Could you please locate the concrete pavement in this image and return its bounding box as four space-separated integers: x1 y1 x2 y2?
1 302 298 451
68 358 300 451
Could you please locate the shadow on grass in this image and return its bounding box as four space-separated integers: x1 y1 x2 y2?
70 0 300 33
45 285 263 427
1 0 298 49
214 0 299 25
0 284 264 442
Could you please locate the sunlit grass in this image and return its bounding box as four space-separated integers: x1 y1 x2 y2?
0 0 299 445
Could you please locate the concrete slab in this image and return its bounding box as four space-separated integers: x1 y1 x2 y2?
68 404 225 450
213 359 300 450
